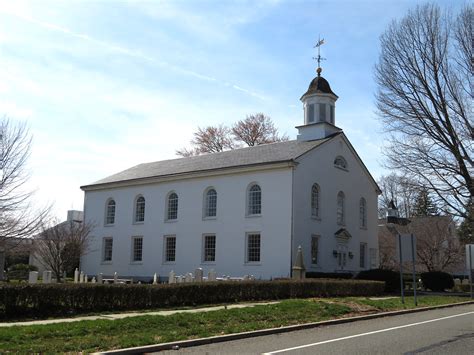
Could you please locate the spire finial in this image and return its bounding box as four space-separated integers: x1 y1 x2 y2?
313 36 326 76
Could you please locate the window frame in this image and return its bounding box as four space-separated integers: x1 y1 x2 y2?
102 237 113 263
163 235 177 263
307 103 315 123
131 236 143 263
202 234 216 263
105 198 116 226
246 183 262 217
336 191 345 225
203 188 217 219
334 156 348 171
311 183 320 219
245 232 261 264
369 248 377 269
166 192 179 221
134 195 145 224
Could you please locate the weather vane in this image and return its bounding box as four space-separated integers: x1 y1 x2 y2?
313 36 326 76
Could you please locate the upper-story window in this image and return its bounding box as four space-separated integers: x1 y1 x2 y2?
134 196 145 223
337 191 345 225
105 199 116 225
311 183 320 218
360 197 367 228
204 188 217 218
247 183 262 216
330 105 335 124
319 103 326 121
307 104 315 123
167 192 178 220
334 156 348 170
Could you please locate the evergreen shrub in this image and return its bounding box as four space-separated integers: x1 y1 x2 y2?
420 271 454 292
355 269 401 292
0 279 384 319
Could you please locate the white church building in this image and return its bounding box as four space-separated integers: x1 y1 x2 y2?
80 68 381 280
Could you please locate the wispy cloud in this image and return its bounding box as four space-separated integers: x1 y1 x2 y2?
0 6 267 101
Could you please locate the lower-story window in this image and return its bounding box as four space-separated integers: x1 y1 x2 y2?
132 236 143 262
164 235 176 262
246 233 261 263
203 234 216 262
311 235 320 265
369 248 377 269
103 237 113 262
360 243 367 268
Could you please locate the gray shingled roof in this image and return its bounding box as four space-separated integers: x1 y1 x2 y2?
82 137 335 188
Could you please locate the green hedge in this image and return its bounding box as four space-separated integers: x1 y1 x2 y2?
355 269 401 293
421 271 454 292
0 279 384 319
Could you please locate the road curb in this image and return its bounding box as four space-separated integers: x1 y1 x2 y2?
96 300 474 354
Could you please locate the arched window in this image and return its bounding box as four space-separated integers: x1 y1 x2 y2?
135 196 145 222
337 191 345 225
167 192 178 220
247 184 261 215
360 197 367 228
311 184 320 218
105 199 115 225
204 188 217 217
334 156 348 170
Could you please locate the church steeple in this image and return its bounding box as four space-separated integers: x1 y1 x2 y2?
296 40 342 141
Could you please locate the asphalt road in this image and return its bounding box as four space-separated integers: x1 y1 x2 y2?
157 304 474 354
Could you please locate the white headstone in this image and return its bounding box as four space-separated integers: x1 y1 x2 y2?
79 271 84 283
153 273 158 285
177 275 183 283
84 274 88 283
43 270 49 284
194 268 203 282
28 271 38 284
91 277 96 283
208 269 216 281
185 273 193 283
97 273 103 284
113 272 118 284
74 268 79 283
168 270 176 284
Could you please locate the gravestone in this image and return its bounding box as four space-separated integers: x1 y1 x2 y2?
84 274 88 283
91 277 96 283
79 271 84 283
208 269 216 281
74 268 79 283
28 271 38 284
113 272 118 284
153 273 158 285
42 270 52 284
194 268 203 282
168 270 176 284
97 273 103 284
185 273 193 283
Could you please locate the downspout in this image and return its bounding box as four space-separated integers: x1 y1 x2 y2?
290 162 296 277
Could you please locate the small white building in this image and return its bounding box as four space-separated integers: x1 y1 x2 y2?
80 69 381 280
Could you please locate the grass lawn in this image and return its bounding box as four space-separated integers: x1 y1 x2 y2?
0 296 468 353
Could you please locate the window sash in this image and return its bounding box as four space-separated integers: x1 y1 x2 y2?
360 243 367 268
311 185 319 217
247 233 261 262
337 193 345 225
311 235 319 265
319 103 326 121
135 198 145 222
308 104 315 123
203 235 216 262
103 238 113 261
165 236 176 262
369 248 377 269
106 201 115 224
167 194 178 220
132 237 143 262
359 198 367 228
205 190 217 217
248 186 261 215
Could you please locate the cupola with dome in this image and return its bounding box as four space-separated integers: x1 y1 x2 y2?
296 63 342 141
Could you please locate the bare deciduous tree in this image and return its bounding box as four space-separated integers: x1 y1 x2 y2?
34 219 94 282
0 117 50 280
377 174 419 218
375 4 473 222
176 114 288 157
231 113 289 146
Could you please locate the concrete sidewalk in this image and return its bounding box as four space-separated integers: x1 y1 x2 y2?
0 301 279 328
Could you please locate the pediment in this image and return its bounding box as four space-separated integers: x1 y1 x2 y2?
334 228 352 242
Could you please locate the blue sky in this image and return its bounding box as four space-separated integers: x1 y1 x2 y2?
0 0 462 219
